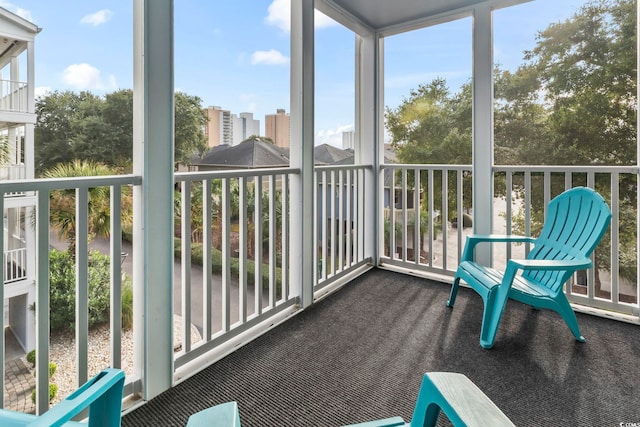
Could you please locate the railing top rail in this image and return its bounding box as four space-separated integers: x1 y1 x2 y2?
380 163 471 171
315 164 372 172
175 167 300 182
494 164 639 174
0 79 26 85
0 174 140 193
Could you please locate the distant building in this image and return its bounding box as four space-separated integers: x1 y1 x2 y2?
203 106 232 147
265 108 290 149
342 130 354 150
232 112 260 146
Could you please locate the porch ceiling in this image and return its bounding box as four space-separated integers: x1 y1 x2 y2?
319 0 531 34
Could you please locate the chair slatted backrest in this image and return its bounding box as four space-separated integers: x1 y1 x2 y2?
523 187 612 293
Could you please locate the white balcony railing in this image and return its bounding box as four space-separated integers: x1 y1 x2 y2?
379 164 640 318
315 165 371 290
0 80 28 113
0 163 637 414
4 247 27 283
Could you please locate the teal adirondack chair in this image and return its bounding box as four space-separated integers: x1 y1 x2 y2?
447 187 612 349
0 368 125 426
342 372 514 427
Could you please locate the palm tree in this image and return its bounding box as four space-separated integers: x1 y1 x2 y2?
43 160 132 254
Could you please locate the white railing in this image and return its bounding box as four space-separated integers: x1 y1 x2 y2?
379 163 640 318
0 174 140 412
173 168 298 369
314 165 371 290
380 164 471 275
0 80 28 113
4 247 27 284
0 165 27 197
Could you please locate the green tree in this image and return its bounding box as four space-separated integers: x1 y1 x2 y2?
35 89 208 175
44 160 133 254
175 91 208 165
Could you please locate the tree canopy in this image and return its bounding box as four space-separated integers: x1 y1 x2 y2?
35 89 208 175
386 0 636 168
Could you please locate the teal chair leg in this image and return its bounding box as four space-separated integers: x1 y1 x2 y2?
478 285 512 349
554 296 586 342
447 276 461 307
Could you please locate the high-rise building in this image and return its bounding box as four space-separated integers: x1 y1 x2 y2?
342 130 355 150
203 106 233 147
265 108 290 149
232 112 260 146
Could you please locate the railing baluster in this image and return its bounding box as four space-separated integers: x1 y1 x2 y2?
269 175 277 308
413 168 420 266
330 170 336 275
221 178 231 332
427 169 434 268
441 169 448 270
321 170 327 281
338 170 344 271
239 177 248 322
110 185 123 368
76 187 89 388
610 173 620 304
346 170 352 268
202 179 213 339
281 175 289 300
35 189 50 415
254 176 263 316
181 180 192 352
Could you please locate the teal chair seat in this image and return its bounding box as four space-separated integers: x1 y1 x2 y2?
0 368 125 427
447 187 612 349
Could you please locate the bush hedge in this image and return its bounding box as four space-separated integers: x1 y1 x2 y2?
48 249 133 332
174 238 282 291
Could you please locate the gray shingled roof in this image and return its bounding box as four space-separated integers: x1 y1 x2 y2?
192 137 289 168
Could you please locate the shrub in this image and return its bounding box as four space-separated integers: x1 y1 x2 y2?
121 279 134 330
26 349 36 366
30 384 58 404
48 249 111 331
174 238 282 291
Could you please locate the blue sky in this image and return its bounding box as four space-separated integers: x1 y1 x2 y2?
3 0 583 147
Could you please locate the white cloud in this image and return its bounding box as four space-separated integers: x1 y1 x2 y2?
0 1 34 22
315 123 354 147
266 0 337 33
34 86 51 99
251 49 289 65
80 9 113 26
61 63 116 90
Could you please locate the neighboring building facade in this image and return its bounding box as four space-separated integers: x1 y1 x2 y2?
265 108 290 149
342 130 354 150
204 106 233 147
0 7 40 352
232 112 260 146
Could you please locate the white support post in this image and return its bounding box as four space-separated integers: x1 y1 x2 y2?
25 41 35 178
472 4 494 265
355 31 382 265
132 0 174 400
290 0 315 308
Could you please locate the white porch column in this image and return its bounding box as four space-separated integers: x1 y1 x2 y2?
472 4 494 265
290 0 315 308
355 32 383 265
25 40 35 178
133 0 174 400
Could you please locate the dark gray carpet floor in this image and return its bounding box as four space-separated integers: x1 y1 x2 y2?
122 268 640 426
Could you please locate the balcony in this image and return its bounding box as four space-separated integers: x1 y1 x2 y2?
0 80 27 114
0 1 638 425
